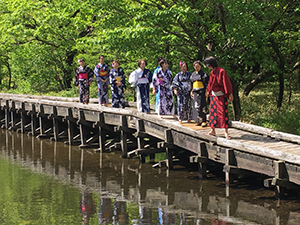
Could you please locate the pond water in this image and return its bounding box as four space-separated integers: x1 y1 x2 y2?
0 129 300 225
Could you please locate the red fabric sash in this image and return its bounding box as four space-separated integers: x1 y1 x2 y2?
78 73 88 79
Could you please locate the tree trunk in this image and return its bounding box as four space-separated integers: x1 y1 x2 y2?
6 61 12 90
242 71 274 96
231 78 241 121
277 73 284 108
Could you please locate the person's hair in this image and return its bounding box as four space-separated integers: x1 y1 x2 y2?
193 60 201 67
159 58 168 67
180 61 188 70
78 58 84 62
138 59 147 67
204 56 218 68
157 57 164 64
99 55 105 59
112 60 119 65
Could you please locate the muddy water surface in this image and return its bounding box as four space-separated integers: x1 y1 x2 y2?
0 129 300 225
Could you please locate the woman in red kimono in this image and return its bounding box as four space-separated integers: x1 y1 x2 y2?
204 57 233 139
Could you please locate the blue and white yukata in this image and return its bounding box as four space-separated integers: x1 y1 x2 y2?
153 68 174 116
152 66 160 113
75 65 94 104
129 68 153 113
110 68 126 108
94 63 110 105
172 71 192 121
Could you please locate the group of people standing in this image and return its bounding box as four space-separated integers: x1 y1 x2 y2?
74 55 233 139
75 55 126 108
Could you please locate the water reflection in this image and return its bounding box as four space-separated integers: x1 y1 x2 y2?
1 129 300 224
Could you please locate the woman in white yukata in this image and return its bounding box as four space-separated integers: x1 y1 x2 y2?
129 59 153 113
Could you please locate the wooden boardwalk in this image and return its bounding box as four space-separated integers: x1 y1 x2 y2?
1 93 300 197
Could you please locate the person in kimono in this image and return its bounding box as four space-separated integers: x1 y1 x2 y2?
190 60 209 126
74 59 94 104
94 55 110 106
110 60 126 108
172 61 192 123
153 58 175 117
204 56 233 139
129 59 153 113
152 56 164 113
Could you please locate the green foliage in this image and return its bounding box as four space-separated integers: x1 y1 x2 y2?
0 0 300 130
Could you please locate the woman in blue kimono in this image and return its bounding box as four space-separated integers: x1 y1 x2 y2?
172 62 192 123
152 57 164 113
110 60 126 108
74 59 94 104
129 59 153 113
153 58 175 117
94 55 110 106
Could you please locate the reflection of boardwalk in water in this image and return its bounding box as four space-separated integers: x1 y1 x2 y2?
1 129 300 224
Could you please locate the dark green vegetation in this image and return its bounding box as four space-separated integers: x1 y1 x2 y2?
0 1 299 132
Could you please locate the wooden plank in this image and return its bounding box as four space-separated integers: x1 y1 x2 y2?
217 138 300 165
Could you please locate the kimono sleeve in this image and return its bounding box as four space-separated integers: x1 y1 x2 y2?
129 70 137 87
88 67 94 82
222 70 233 97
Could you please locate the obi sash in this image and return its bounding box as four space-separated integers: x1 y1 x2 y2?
115 76 122 82
193 80 204 89
78 73 88 79
212 90 224 96
99 69 108 77
137 77 149 85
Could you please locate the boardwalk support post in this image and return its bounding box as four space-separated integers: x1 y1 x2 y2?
120 115 128 158
198 142 208 179
136 119 145 163
165 129 173 169
64 108 78 145
37 104 53 138
17 102 30 133
97 112 106 151
28 103 38 136
224 149 237 185
3 100 10 129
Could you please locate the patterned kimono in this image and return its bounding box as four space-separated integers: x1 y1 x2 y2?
94 63 110 105
190 70 209 123
129 68 153 113
206 66 232 128
110 67 126 108
153 68 174 115
75 65 94 104
172 71 192 121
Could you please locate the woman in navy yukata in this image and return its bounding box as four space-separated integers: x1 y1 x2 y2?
94 55 110 106
129 59 153 113
172 61 192 123
190 60 209 126
153 58 175 118
110 60 126 108
74 59 94 104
